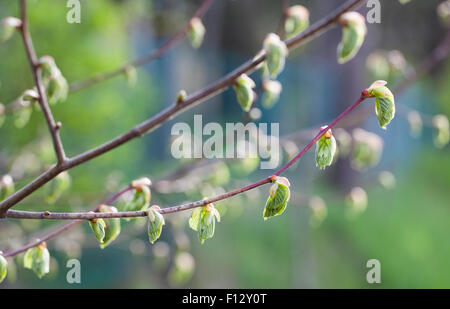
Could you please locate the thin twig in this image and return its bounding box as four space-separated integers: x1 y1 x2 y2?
0 0 367 215
19 0 66 165
276 0 290 39
1 186 132 258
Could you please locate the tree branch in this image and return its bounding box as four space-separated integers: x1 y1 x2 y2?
0 0 367 216
19 0 67 165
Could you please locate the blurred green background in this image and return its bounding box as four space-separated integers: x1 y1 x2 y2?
0 0 449 288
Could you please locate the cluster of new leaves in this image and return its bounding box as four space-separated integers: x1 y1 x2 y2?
1 0 449 285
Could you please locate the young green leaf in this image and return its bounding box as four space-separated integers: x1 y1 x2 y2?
147 205 165 244
98 205 121 249
366 51 390 80
187 17 206 49
309 196 328 228
0 254 7 284
263 33 288 78
189 203 220 244
263 176 290 220
438 1 450 26
315 127 337 170
89 217 107 244
364 80 396 129
432 114 450 149
284 5 309 39
262 80 282 109
407 110 423 138
46 171 71 204
0 174 14 201
334 128 352 158
23 243 50 278
0 17 21 43
350 128 383 171
233 74 256 112
337 12 367 64
22 89 39 102
0 104 5 128
38 56 69 105
378 171 396 190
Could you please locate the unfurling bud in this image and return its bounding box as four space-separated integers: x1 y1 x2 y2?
39 56 68 105
22 89 39 102
364 80 396 130
438 1 450 26
187 17 206 49
233 74 256 112
334 128 352 158
147 205 165 244
407 110 423 138
46 171 71 204
0 104 5 128
23 243 50 278
309 196 328 228
89 215 107 244
126 177 152 212
124 65 138 87
337 12 367 64
189 203 221 244
262 80 282 109
264 176 290 220
432 114 450 149
98 205 121 249
46 75 69 105
176 90 188 105
350 128 383 171
0 254 7 284
366 51 390 80
0 17 22 43
315 127 337 170
0 174 14 201
263 33 288 78
284 5 309 39
14 101 32 129
345 187 368 219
